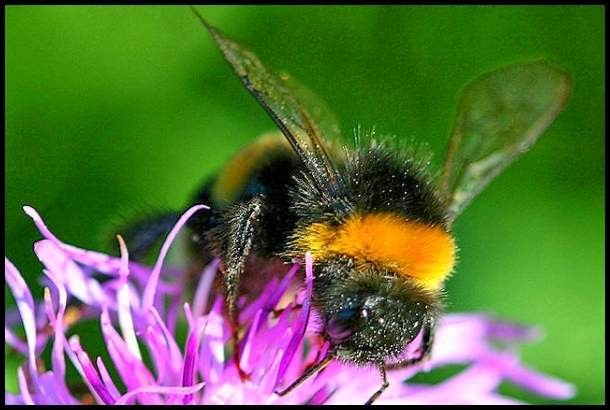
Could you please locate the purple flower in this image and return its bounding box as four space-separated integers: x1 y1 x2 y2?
5 205 575 405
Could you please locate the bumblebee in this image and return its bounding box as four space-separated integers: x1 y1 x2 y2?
123 10 571 405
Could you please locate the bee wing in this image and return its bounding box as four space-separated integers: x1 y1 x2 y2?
438 61 571 222
193 10 346 200
278 70 343 144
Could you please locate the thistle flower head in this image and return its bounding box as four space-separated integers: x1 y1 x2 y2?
5 205 575 404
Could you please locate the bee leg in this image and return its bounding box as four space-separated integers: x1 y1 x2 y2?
219 197 265 381
275 354 334 397
386 318 436 370
364 364 389 405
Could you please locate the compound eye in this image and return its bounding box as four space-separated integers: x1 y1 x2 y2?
327 307 360 343
337 306 357 321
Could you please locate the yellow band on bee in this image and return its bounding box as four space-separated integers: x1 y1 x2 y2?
212 133 288 205
297 213 456 290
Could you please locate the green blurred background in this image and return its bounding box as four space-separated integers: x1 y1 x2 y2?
5 5 604 404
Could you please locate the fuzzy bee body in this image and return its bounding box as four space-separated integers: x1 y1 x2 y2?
188 134 301 259
123 9 571 404
186 130 454 366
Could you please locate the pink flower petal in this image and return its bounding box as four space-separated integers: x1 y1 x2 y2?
5 258 38 382
143 325 175 384
116 235 142 360
37 372 79 405
69 337 117 404
192 258 220 320
34 240 114 308
42 286 67 381
5 392 25 405
142 204 208 311
114 382 205 405
306 385 334 405
485 352 576 399
240 308 265 372
275 253 314 388
17 367 34 404
96 357 121 400
99 309 160 404
239 277 280 324
23 206 152 281
199 299 226 385
5 327 28 353
181 314 207 404
144 307 184 381
7 207 577 405
263 262 300 313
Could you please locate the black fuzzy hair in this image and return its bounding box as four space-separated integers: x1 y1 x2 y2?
288 133 449 230
342 135 447 225
313 257 445 318
311 257 444 364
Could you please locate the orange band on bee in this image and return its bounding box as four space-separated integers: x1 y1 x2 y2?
297 213 456 290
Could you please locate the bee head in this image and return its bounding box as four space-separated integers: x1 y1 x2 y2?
317 267 441 364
